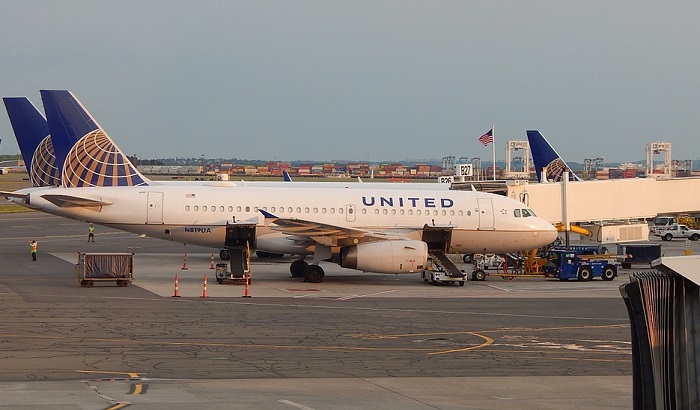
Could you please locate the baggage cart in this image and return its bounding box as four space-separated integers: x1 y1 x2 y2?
75 252 134 287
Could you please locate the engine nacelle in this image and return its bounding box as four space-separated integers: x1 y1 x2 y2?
340 240 428 274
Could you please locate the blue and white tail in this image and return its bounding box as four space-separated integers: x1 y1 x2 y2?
527 130 581 182
3 97 60 186
40 90 149 187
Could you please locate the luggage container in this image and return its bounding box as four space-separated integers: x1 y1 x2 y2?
617 243 662 268
75 252 134 287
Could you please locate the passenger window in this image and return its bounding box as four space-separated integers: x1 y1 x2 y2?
330 208 335 214
194 205 199 211
185 205 190 211
322 208 327 214
296 207 301 213
203 206 207 212
220 206 224 212
417 210 422 216
460 211 465 216
237 206 242 212
374 209 379 214
391 209 396 215
383 209 388 215
305 207 310 213
228 206 233 212
313 207 318 213
339 208 343 214
246 206 250 212
361 209 366 214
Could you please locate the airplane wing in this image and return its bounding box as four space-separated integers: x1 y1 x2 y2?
41 194 113 208
260 209 410 247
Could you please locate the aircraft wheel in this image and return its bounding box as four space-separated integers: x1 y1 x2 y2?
290 260 308 277
577 266 593 281
462 254 472 263
219 249 230 260
601 265 616 281
472 270 486 281
303 265 325 283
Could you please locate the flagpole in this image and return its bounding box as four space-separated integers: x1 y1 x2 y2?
491 125 496 180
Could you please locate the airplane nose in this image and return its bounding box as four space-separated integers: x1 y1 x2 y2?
540 220 559 244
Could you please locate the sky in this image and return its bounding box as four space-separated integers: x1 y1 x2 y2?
1 1 699 163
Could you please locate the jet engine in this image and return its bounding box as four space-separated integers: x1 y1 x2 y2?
340 240 428 274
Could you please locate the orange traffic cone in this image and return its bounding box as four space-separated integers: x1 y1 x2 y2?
201 274 208 298
181 251 188 270
172 274 180 297
209 253 215 269
242 272 251 298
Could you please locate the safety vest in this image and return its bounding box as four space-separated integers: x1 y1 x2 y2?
31 242 37 252
89 226 95 233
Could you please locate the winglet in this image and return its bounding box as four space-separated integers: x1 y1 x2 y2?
526 130 581 182
259 209 278 219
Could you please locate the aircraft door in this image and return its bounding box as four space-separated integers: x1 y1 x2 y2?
147 192 164 224
477 198 494 230
346 204 356 222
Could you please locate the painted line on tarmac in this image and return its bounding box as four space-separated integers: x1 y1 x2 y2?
336 289 397 300
279 400 315 410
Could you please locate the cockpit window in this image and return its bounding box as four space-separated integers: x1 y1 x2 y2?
514 209 521 217
521 208 537 217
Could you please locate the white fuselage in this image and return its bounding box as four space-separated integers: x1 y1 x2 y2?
15 184 557 256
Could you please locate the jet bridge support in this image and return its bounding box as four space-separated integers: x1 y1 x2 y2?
217 223 256 284
421 225 467 285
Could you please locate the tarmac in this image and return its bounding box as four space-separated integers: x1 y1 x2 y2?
1 210 694 409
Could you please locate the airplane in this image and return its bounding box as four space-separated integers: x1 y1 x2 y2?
527 130 582 183
2 91 557 283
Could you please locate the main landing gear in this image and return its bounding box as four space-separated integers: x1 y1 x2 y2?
289 258 325 283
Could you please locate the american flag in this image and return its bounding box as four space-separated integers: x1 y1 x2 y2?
186 193 196 198
478 129 493 146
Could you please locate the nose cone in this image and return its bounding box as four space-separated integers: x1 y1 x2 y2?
537 218 559 246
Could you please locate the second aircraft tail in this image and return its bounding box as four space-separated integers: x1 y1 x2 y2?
527 130 581 182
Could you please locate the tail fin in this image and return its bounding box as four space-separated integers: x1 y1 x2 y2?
526 130 581 182
3 97 60 186
40 90 148 187
282 170 293 182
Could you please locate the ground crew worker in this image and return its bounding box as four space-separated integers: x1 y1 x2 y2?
29 240 37 261
88 223 95 242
